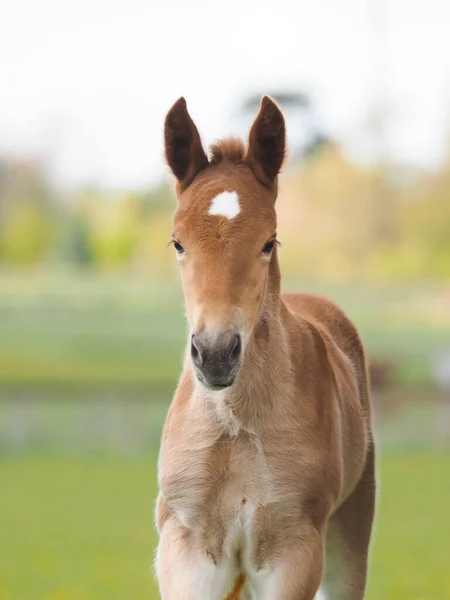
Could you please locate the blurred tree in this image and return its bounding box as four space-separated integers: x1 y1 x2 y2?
0 159 52 212
133 183 177 274
241 90 311 112
0 126 448 282
141 182 175 215
239 89 332 162
0 201 55 264
400 154 450 280
88 193 141 268
0 158 57 264
55 212 94 267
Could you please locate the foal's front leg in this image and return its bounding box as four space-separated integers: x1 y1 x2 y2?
156 517 237 600
249 519 325 600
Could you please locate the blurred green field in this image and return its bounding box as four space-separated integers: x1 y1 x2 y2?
0 453 449 600
1 269 449 388
1 269 450 599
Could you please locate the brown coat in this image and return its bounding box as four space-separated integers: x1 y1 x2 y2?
155 96 376 600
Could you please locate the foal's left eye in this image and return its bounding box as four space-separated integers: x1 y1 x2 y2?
173 241 184 254
261 238 276 255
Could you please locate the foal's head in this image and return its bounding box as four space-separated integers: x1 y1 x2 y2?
164 96 286 391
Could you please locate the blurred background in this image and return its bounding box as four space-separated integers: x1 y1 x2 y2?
1 0 450 598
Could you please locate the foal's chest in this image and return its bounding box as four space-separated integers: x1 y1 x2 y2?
162 430 273 555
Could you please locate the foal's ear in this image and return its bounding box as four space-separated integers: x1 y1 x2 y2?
164 97 209 190
246 96 286 186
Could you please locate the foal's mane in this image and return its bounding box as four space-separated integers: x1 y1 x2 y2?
209 138 246 166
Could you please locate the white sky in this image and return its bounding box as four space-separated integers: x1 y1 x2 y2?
1 0 449 189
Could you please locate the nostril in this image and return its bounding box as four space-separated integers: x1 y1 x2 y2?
191 334 202 365
229 334 241 364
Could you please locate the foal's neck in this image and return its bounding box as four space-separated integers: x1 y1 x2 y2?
200 255 290 435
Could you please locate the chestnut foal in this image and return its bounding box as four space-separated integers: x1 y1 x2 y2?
155 96 376 600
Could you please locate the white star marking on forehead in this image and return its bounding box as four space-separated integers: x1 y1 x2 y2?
208 191 241 220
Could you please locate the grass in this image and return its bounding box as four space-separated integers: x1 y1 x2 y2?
368 453 450 599
0 270 185 389
0 268 449 388
0 458 159 600
0 453 449 600
1 270 450 598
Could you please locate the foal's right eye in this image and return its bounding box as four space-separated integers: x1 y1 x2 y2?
173 241 184 254
261 238 276 255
